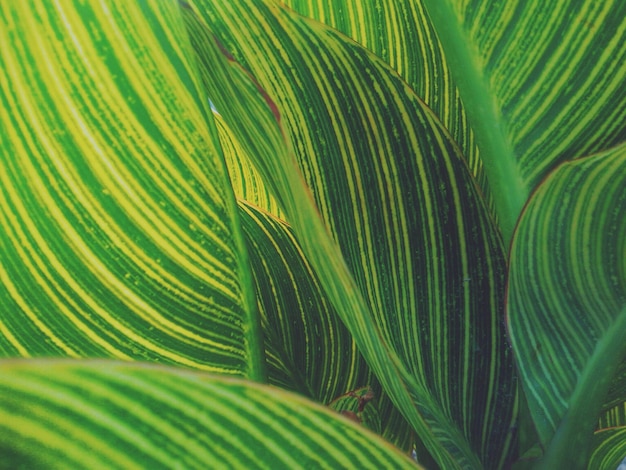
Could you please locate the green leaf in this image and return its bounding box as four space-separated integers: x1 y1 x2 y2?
217 114 285 220
239 201 416 452
239 201 369 402
507 142 626 467
328 386 384 436
261 0 487 202
422 0 626 241
590 429 626 470
0 359 420 468
183 2 516 467
0 0 263 378
590 391 626 469
598 401 626 431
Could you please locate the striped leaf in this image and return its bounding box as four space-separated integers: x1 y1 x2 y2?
0 1 263 377
590 430 626 470
328 387 381 433
269 0 488 203
217 114 285 219
507 142 626 467
0 359 420 469
239 201 416 452
598 401 626 432
239 201 370 402
422 0 626 241
594 398 626 468
183 2 516 468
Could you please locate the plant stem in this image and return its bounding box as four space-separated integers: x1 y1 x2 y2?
420 0 527 245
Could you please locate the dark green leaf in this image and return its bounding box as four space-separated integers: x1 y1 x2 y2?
183 2 516 467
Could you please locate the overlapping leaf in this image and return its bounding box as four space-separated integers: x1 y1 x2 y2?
183 2 516 467
239 201 368 401
239 201 415 452
590 429 626 470
507 142 626 467
217 114 285 219
269 0 485 196
0 360 419 469
422 0 626 240
0 1 263 377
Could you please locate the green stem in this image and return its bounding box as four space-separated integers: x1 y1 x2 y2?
421 0 527 244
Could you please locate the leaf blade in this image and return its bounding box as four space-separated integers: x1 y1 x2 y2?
184 2 517 467
0 360 420 469
422 0 626 241
507 142 626 466
0 0 263 378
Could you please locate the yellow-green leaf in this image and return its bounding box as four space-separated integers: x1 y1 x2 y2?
0 359 420 469
0 0 263 378
423 0 626 241
218 114 285 219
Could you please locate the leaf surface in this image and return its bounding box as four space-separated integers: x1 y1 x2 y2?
239 201 416 452
277 0 485 195
423 0 626 240
590 428 626 470
218 114 285 219
184 2 516 467
0 0 263 377
0 359 419 469
507 142 626 467
239 201 368 401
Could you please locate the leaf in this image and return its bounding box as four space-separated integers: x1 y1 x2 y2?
217 114 285 219
591 388 626 469
238 201 416 452
600 405 626 430
328 386 381 433
0 0 263 377
238 201 369 401
507 142 626 467
0 359 420 469
183 2 516 468
422 0 626 241
258 0 488 201
589 429 626 470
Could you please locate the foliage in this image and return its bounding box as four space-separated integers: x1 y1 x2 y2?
1 0 625 468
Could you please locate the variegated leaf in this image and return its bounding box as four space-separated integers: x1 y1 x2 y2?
183 2 516 467
507 142 626 467
0 0 263 377
218 114 285 219
239 201 416 452
0 360 419 468
422 0 626 240
269 0 487 201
